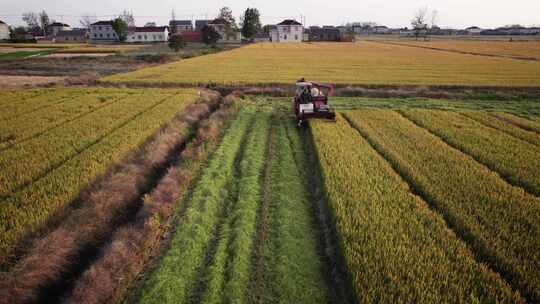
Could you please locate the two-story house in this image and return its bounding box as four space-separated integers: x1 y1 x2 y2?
126 26 169 43
270 19 303 43
90 21 118 42
0 20 9 41
49 22 71 37
169 20 193 33
208 18 241 43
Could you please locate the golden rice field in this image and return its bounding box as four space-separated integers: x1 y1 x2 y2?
102 42 540 87
382 40 540 60
0 87 200 264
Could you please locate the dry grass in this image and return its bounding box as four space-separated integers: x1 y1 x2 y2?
65 100 238 304
102 42 540 87
0 91 221 304
0 75 66 89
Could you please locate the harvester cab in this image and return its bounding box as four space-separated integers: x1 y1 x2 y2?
294 79 336 127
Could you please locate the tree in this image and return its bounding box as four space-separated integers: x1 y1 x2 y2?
202 25 221 47
411 8 428 40
218 7 236 29
112 18 128 42
168 34 186 52
119 10 135 27
80 14 96 29
39 10 50 36
241 8 261 41
22 12 40 32
145 22 157 27
9 26 29 41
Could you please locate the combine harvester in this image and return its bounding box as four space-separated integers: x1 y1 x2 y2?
293 79 336 126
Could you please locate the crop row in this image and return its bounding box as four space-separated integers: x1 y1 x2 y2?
0 89 83 121
0 89 199 265
0 90 182 198
0 92 128 150
343 110 540 302
490 112 540 133
137 107 259 303
461 111 540 146
310 114 521 302
400 110 540 196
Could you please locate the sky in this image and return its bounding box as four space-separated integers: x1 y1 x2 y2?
1 0 539 29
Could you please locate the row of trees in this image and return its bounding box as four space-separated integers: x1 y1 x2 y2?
169 7 262 51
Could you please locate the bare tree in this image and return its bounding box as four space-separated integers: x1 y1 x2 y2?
119 10 135 27
80 14 97 29
411 7 428 40
39 10 50 36
22 12 39 31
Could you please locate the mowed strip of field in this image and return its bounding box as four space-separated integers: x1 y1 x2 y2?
102 42 540 87
380 40 540 60
0 88 200 265
400 110 540 195
138 105 329 303
310 115 521 302
343 110 540 302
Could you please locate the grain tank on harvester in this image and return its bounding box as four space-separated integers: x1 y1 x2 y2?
293 79 336 126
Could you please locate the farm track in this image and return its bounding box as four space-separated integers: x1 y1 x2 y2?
0 94 129 151
0 93 173 200
371 40 540 61
342 110 540 303
0 92 223 304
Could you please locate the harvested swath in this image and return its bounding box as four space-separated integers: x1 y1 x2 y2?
0 91 220 304
310 114 522 303
460 111 540 146
0 89 200 265
64 101 238 304
344 110 540 302
198 107 271 304
490 112 540 134
400 110 540 196
256 113 328 303
138 107 256 303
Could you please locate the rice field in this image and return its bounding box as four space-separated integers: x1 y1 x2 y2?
0 88 201 265
102 42 540 87
379 40 540 60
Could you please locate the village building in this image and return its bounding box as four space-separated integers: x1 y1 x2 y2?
465 26 483 35
90 21 118 42
308 26 341 41
55 29 88 43
126 26 169 43
195 20 212 31
0 20 9 41
208 18 241 43
49 22 71 36
270 19 304 43
372 25 390 34
169 20 193 33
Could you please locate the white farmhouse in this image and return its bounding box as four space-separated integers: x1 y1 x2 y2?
271 19 303 43
0 20 9 41
49 22 71 37
90 21 118 42
126 26 169 43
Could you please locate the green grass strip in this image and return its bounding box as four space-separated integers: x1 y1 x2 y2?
138 107 256 304
259 113 328 303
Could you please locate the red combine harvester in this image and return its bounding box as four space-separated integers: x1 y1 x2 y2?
293 79 336 126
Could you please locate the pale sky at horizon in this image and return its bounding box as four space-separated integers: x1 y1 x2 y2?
1 0 539 29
